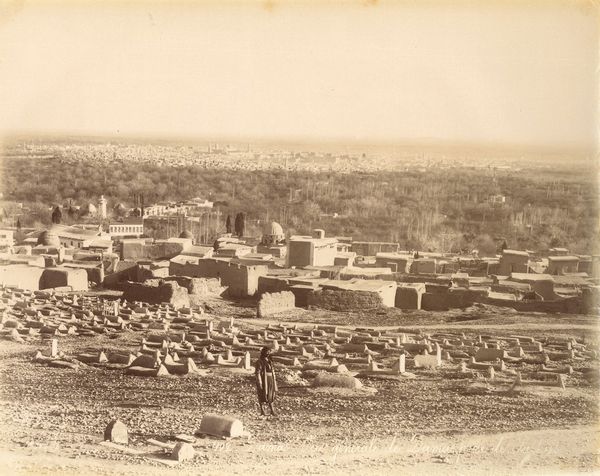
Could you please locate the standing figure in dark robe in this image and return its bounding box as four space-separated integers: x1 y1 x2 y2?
255 347 278 416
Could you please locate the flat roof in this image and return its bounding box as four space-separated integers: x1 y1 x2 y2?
502 249 529 257
548 255 579 262
321 278 395 292
376 252 412 259
510 273 554 282
289 236 338 245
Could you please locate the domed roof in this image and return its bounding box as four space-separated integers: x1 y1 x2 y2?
265 221 284 236
179 230 193 239
37 230 61 248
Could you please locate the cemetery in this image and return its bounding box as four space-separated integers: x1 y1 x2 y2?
0 282 597 473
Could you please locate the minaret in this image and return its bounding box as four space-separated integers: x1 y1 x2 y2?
99 195 107 219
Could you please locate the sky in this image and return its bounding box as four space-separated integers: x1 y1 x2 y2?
0 1 598 151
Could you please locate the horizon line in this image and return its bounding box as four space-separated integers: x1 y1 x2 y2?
0 130 596 156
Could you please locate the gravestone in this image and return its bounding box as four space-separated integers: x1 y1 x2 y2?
171 442 195 462
104 419 128 444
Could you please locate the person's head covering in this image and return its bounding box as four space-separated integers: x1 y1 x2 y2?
260 347 271 358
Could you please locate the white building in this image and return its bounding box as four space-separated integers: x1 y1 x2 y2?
109 218 144 238
0 229 14 249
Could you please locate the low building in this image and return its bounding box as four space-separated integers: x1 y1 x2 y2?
498 249 529 275
0 264 88 291
287 232 338 268
546 256 580 275
313 279 397 308
121 238 188 261
169 257 268 297
509 273 556 300
33 224 105 250
410 258 437 274
351 241 399 257
0 229 14 250
109 218 144 238
375 252 412 273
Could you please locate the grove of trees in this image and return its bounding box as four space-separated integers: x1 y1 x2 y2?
1 153 597 255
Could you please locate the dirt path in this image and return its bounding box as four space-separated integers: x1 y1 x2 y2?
1 426 598 475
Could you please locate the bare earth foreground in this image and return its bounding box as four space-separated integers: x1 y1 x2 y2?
0 305 598 476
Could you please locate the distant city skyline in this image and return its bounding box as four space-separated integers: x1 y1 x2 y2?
0 1 597 152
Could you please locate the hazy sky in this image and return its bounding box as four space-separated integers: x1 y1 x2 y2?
0 1 597 151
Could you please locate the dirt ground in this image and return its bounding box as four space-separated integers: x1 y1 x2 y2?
0 302 598 475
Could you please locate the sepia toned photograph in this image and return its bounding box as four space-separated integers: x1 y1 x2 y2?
0 1 598 474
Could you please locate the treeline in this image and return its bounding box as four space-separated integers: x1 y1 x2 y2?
1 155 598 254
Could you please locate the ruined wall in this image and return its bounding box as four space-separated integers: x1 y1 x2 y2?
161 276 221 296
307 289 383 311
40 267 88 291
395 283 425 310
258 276 291 296
257 291 296 318
122 241 185 261
103 261 140 287
116 280 190 308
421 292 450 311
509 277 556 300
447 287 489 308
480 295 581 314
169 258 268 297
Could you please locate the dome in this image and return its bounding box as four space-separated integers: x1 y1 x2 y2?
265 221 284 237
179 230 193 239
37 230 61 248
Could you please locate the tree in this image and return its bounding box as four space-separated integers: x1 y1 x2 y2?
16 218 21 230
51 206 62 224
226 215 232 234
234 212 245 237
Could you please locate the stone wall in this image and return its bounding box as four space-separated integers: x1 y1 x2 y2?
307 288 383 311
40 267 88 291
169 258 268 297
161 276 222 296
421 292 450 311
257 291 296 318
116 280 190 308
480 295 582 314
122 241 185 261
258 275 292 296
